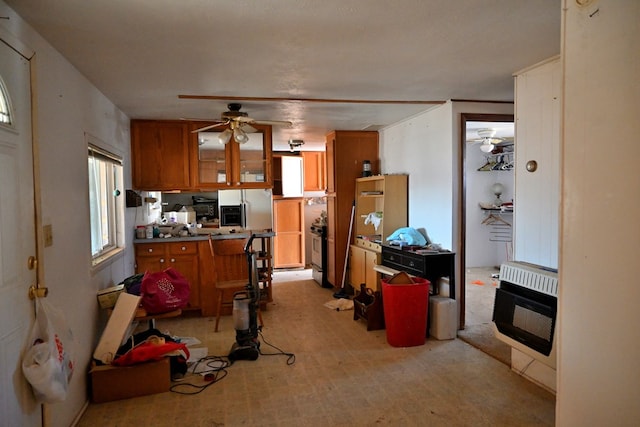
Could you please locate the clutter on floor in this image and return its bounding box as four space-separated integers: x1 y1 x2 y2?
324 298 353 311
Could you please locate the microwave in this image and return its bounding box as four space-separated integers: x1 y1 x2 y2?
192 202 217 218
220 205 245 228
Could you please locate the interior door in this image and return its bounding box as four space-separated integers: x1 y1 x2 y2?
0 37 41 425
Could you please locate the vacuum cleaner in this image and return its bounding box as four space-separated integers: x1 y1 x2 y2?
228 234 261 363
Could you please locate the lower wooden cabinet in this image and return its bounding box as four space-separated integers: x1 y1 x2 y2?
273 198 305 268
134 237 272 317
349 245 381 292
135 241 201 311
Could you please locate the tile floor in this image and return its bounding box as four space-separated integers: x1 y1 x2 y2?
78 269 555 426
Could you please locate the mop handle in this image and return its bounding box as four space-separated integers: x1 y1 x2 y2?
340 200 356 290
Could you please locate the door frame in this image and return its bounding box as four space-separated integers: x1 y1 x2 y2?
458 113 514 329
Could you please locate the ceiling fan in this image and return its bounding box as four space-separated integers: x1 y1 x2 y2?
467 128 514 153
186 103 292 144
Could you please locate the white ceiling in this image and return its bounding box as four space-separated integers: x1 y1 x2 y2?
5 0 559 150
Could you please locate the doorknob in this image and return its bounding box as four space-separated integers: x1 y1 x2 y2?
27 256 37 270
28 285 48 300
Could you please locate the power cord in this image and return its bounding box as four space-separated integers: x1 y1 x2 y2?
169 355 229 395
258 331 296 365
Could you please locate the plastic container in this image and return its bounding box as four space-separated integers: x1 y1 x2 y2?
381 276 430 347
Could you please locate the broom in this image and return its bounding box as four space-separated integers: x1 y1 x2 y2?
333 200 355 299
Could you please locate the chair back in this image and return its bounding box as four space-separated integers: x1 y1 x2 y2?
208 235 250 283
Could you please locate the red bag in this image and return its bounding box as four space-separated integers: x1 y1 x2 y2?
112 336 189 367
140 268 190 314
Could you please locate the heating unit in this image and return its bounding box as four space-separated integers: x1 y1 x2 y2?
492 260 558 386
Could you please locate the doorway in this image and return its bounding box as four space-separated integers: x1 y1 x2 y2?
457 113 513 364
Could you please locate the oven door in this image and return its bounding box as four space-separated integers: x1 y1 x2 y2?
220 205 244 227
311 233 323 268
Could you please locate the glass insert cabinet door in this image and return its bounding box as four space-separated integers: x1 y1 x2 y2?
196 126 271 188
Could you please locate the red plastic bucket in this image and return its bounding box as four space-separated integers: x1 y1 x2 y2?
382 277 430 347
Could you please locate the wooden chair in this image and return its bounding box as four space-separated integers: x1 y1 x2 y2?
208 235 263 332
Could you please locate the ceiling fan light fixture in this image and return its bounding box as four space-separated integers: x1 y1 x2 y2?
218 128 232 145
480 143 495 153
233 127 249 144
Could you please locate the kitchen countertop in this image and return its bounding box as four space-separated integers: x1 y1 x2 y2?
133 229 275 243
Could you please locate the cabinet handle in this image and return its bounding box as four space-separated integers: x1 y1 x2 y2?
171 258 176 262
181 246 186 251
148 248 153 253
160 258 165 263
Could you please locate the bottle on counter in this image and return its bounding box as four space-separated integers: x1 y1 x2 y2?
145 225 153 239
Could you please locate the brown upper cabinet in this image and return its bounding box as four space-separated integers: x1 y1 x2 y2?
301 151 326 192
131 120 192 190
130 119 273 191
189 122 273 190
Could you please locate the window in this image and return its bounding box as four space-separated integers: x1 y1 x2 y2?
88 142 124 265
0 77 13 125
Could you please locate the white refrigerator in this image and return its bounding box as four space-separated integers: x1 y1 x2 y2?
218 189 273 231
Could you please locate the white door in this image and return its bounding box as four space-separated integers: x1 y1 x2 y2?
0 38 41 426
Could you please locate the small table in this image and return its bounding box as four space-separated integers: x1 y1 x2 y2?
379 244 456 300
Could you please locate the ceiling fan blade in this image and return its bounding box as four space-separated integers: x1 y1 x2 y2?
181 117 226 122
191 122 228 133
251 119 293 127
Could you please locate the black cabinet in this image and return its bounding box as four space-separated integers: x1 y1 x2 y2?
381 244 456 299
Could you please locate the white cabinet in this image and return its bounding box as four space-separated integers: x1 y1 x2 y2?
273 155 303 197
281 156 303 197
514 56 560 269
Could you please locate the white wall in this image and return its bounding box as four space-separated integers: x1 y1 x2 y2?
465 144 514 267
558 1 640 424
380 101 513 263
0 3 134 426
380 103 454 249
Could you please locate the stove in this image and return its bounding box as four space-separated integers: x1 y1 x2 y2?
310 222 330 288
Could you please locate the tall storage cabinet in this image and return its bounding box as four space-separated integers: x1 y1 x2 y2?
354 175 408 242
350 175 408 291
325 131 379 288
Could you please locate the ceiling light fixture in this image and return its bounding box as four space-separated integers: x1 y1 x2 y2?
478 128 496 152
480 143 495 153
288 139 304 152
233 127 249 144
218 128 233 145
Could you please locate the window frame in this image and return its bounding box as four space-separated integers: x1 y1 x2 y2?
88 137 125 267
0 76 15 129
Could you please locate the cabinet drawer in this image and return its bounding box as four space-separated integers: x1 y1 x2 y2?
136 243 167 256
402 253 425 273
381 251 404 271
167 241 198 255
355 238 381 252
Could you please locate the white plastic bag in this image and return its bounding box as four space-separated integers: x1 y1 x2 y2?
21 298 76 403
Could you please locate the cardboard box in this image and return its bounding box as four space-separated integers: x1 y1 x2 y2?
97 284 125 309
90 358 171 403
94 293 141 364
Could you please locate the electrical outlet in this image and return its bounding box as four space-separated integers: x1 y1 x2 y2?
43 224 53 247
